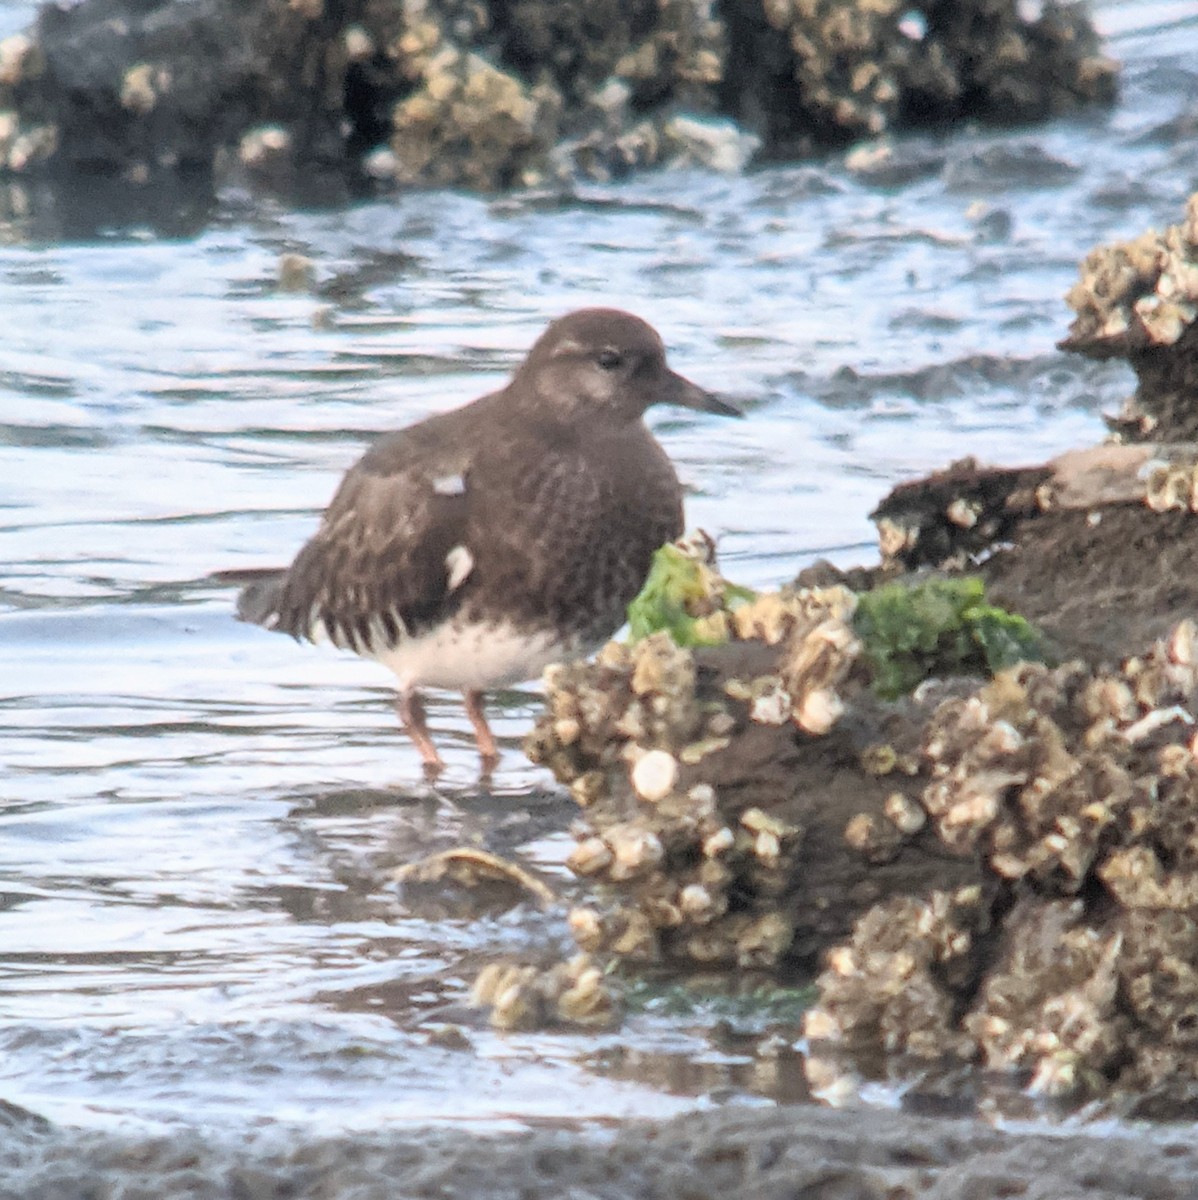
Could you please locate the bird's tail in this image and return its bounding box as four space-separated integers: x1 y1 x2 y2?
208 567 288 628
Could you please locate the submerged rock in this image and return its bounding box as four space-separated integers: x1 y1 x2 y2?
394 847 557 911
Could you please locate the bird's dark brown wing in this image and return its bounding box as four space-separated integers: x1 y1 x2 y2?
251 410 480 654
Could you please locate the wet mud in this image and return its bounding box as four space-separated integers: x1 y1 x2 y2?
1 1100 1196 1200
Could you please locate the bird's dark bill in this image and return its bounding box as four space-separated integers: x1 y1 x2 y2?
665 370 742 418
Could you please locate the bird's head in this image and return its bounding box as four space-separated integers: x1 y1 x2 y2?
512 308 741 426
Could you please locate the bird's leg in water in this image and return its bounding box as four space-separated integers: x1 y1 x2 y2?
396 689 444 773
463 689 500 767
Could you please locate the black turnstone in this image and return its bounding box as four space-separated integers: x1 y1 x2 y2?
233 308 740 772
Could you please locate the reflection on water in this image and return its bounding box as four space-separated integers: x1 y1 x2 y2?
0 0 1195 1132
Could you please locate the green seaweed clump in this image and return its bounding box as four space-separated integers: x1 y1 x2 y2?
627 543 755 648
622 974 817 1024
854 577 1045 699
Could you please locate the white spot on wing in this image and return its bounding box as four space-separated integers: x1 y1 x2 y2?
445 545 474 593
433 473 466 496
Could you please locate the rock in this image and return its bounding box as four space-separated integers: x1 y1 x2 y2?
469 953 620 1030
662 113 760 173
388 28 561 189
0 0 252 180
525 553 988 971
1061 192 1198 441
720 0 1116 157
528 419 1198 1107
0 0 1116 191
864 433 1198 669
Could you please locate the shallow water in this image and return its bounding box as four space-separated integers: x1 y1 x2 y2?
0 0 1196 1133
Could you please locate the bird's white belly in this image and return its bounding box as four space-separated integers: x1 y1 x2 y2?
370 620 580 691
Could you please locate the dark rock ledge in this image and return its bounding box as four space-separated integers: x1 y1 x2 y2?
519 191 1198 1116
0 0 1116 190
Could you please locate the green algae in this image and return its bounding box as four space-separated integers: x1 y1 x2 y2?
628 549 1044 698
627 543 755 647
854 576 1046 699
622 975 817 1024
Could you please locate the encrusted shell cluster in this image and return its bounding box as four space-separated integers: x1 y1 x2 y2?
1064 193 1198 355
0 0 1113 190
527 577 866 970
559 767 804 970
1062 191 1198 442
385 0 734 186
812 619 1198 1103
388 16 561 190
921 623 1198 888
804 887 982 1062
534 542 1198 1103
469 953 618 1031
730 585 861 735
1145 457 1198 514
758 0 1114 149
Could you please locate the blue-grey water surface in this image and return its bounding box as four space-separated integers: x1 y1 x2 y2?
0 0 1196 1133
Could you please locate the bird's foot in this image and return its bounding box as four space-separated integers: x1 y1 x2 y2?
477 750 500 786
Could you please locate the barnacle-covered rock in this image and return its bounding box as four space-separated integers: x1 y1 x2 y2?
527 541 986 972
809 623 1198 1102
804 888 983 1062
869 457 1049 571
534 522 1198 1107
497 0 724 109
722 0 1115 156
920 662 1136 886
0 0 1114 192
965 898 1127 1098
955 899 1198 1105
0 0 726 190
387 12 561 190
470 953 619 1030
1117 910 1198 1096
1062 192 1198 442
865 447 1198 676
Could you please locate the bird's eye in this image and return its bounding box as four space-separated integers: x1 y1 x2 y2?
596 348 623 371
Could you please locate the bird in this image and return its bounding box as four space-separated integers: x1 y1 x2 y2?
231 308 740 773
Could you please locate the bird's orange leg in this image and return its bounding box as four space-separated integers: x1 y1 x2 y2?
396 689 444 775
463 689 500 768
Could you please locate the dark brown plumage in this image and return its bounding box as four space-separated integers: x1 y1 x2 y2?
234 308 739 772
